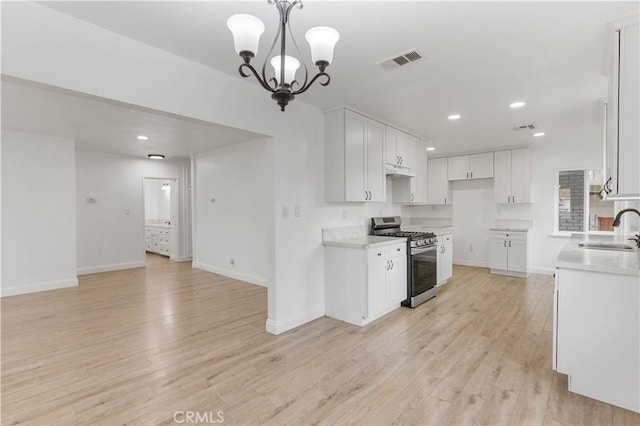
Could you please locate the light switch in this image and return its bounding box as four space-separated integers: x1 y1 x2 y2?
124 209 130 215
294 204 301 218
282 205 289 219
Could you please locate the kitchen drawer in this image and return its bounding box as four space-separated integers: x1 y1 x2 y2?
368 247 389 262
388 244 406 257
490 231 526 240
439 234 452 244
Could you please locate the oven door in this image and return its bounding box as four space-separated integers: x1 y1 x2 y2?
410 245 437 297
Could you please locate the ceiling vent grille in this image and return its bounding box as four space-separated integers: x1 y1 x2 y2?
513 123 537 131
378 48 424 71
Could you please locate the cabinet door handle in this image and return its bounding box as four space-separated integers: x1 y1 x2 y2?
396 247 401 252
512 195 515 203
386 260 390 270
369 190 373 200
411 193 414 202
390 259 394 269
444 197 447 204
509 241 512 248
504 240 507 247
466 172 469 179
397 156 400 165
507 195 511 203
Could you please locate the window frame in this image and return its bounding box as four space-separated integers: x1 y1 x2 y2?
553 168 615 236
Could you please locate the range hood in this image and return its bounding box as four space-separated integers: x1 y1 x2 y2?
386 165 415 178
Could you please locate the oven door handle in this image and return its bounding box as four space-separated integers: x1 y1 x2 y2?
411 246 436 255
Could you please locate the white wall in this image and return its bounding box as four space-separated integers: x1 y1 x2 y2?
1 131 78 296
143 178 171 221
193 139 269 286
143 178 159 220
76 150 187 274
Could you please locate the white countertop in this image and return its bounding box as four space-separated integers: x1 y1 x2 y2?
146 223 170 229
323 235 407 249
556 235 640 276
401 218 453 235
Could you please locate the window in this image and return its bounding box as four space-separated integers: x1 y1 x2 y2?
555 169 615 234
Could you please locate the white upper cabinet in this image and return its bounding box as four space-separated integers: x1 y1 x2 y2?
325 108 386 202
427 158 452 205
447 152 494 180
386 126 418 174
392 140 429 204
604 19 639 199
494 148 531 204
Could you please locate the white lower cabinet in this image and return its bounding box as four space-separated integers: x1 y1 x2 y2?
145 226 170 256
437 233 453 286
554 267 639 413
489 230 530 277
325 242 406 326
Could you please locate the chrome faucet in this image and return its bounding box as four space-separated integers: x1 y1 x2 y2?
612 208 640 248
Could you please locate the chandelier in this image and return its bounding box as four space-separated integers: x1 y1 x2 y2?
227 0 340 111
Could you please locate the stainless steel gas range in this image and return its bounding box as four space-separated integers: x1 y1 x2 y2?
371 216 438 308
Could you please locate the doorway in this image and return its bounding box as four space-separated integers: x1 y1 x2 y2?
143 177 178 261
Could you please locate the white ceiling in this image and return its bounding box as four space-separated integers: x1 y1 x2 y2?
8 1 640 156
1 77 264 159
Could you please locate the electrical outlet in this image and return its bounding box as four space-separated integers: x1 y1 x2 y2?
124 209 130 215
282 205 289 219
230 258 235 266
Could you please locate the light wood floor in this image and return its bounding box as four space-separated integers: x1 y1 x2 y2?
2 254 639 425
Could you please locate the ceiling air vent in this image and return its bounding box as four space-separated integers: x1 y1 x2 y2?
378 48 424 71
513 123 537 131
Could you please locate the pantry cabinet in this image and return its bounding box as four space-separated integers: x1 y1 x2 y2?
494 148 531 204
437 233 453 286
325 108 386 202
603 19 639 199
386 126 417 174
324 242 407 326
392 140 429 204
489 230 530 277
447 152 494 181
426 158 452 205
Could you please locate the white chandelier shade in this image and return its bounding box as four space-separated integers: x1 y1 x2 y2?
305 26 340 66
226 14 265 57
271 55 301 86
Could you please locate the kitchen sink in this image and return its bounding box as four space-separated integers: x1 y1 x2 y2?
578 242 636 251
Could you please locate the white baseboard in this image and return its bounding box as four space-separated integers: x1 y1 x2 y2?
77 261 145 275
265 305 325 335
530 266 555 276
170 256 192 263
192 262 268 287
1 278 78 297
453 259 489 268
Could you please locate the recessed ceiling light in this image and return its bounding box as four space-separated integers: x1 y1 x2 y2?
137 135 149 140
427 147 436 151
448 114 461 120
148 154 165 160
533 132 545 137
510 102 526 108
